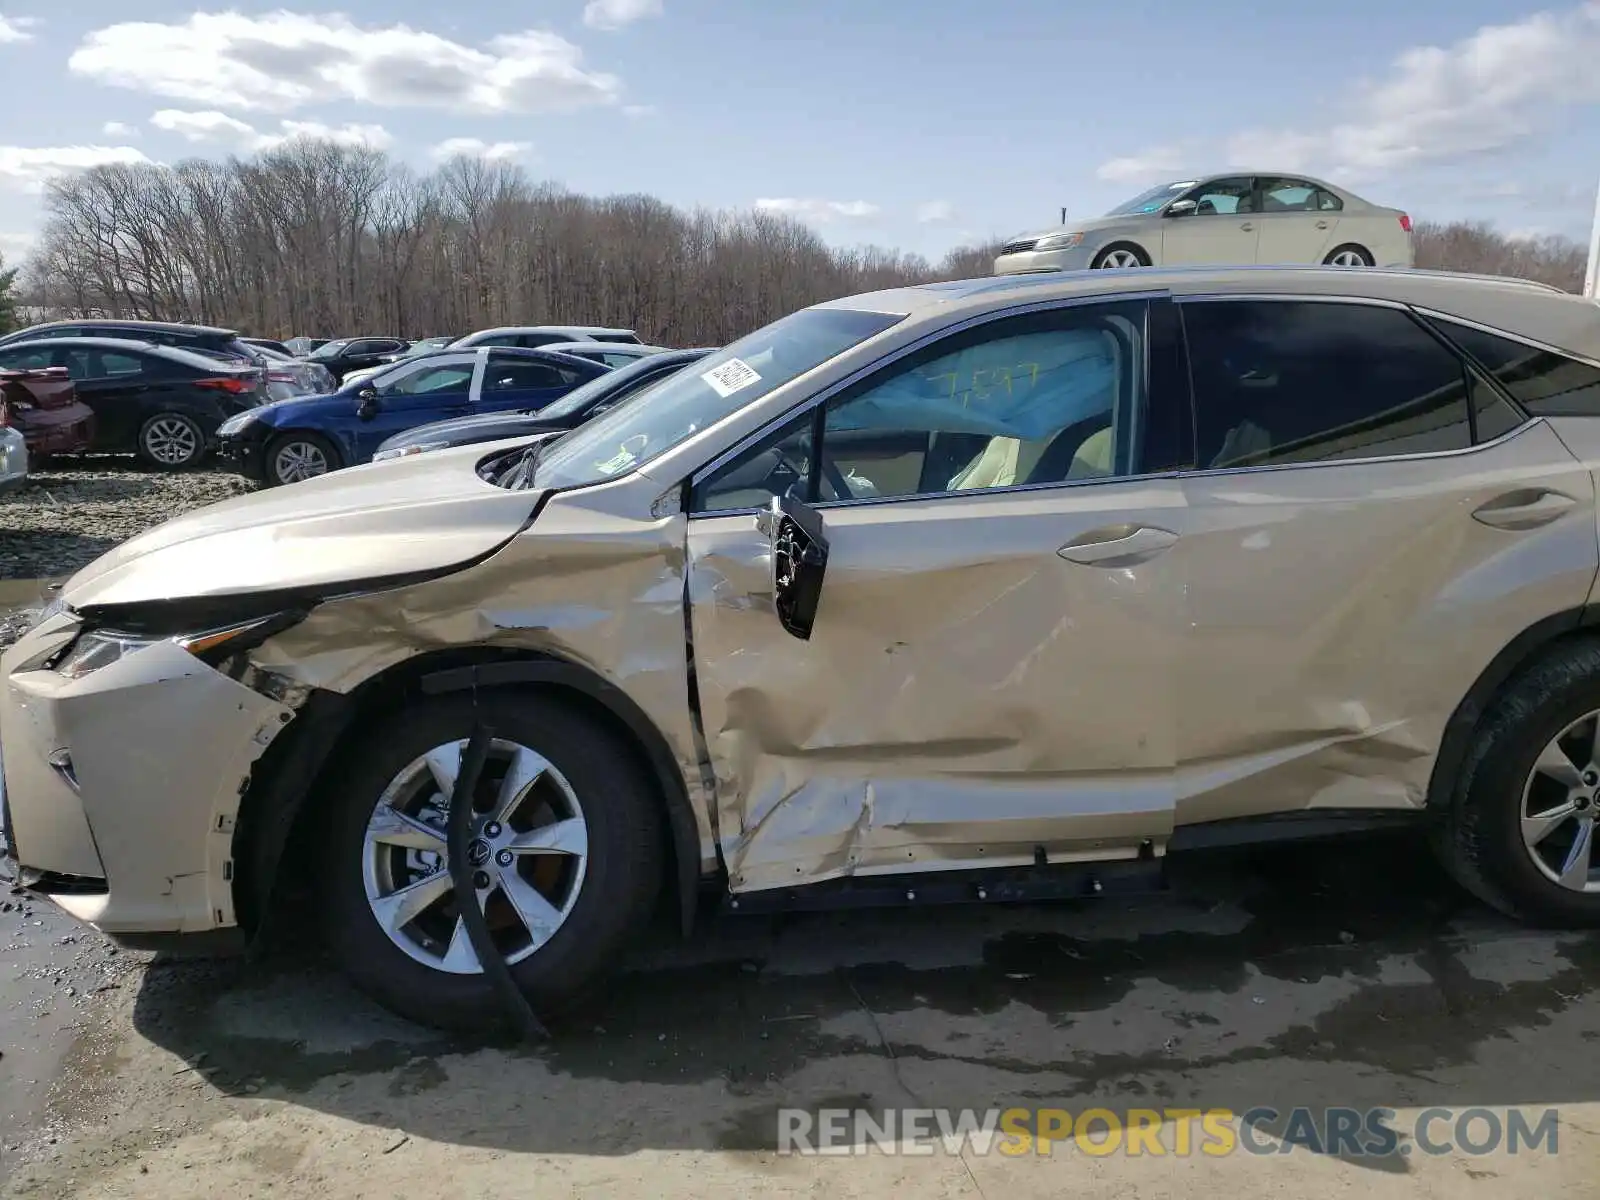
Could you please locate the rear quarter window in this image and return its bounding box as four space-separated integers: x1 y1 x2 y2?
1430 319 1600 417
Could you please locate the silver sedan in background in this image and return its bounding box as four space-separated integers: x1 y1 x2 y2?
996 172 1414 274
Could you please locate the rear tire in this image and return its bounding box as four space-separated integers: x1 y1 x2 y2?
136 413 206 470
1437 638 1600 926
264 431 339 486
1323 244 1374 267
320 692 664 1031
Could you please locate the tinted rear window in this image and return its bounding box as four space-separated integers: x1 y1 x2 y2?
1430 318 1600 417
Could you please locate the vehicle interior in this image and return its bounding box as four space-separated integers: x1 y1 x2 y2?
696 308 1143 510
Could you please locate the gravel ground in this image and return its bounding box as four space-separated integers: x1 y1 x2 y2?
0 457 256 587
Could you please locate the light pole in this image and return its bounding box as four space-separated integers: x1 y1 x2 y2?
1585 173 1600 298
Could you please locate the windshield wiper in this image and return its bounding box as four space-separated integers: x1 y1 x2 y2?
503 441 544 490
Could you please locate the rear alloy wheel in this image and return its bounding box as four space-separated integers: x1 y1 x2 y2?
322 693 664 1030
1437 638 1600 925
137 413 205 470
1324 244 1374 267
265 431 337 486
1092 244 1151 269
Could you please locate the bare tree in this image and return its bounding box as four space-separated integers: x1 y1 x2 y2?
28 141 1579 344
1413 220 1587 292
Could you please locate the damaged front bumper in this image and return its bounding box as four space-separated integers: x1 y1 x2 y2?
0 608 295 946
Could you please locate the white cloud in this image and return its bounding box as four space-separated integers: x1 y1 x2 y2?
1095 146 1194 184
151 108 257 144
1102 4 1600 185
0 145 151 192
583 0 663 30
431 136 531 161
101 120 138 137
70 12 622 115
261 120 393 152
0 230 35 259
755 197 881 222
622 103 657 118
0 15 38 43
916 200 956 223
149 109 392 152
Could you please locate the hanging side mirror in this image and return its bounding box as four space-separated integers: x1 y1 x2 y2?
1166 199 1199 218
356 387 380 420
756 492 830 641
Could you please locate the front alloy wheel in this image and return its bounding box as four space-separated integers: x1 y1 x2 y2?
270 437 331 484
321 693 664 1030
1095 248 1146 269
363 738 590 974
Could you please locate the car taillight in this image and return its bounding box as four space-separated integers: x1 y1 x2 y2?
1398 213 1412 233
194 376 254 394
267 370 296 383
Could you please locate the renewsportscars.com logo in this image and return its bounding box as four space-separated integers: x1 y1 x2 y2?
776 1106 1561 1158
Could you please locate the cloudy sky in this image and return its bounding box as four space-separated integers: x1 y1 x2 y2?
0 0 1596 265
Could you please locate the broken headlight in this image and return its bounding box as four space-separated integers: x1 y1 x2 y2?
52 616 287 681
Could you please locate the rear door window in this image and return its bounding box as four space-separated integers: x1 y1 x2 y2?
1259 178 1320 211
482 359 569 392
1181 300 1517 468
101 351 146 377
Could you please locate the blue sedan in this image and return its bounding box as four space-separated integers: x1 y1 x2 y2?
213 346 610 485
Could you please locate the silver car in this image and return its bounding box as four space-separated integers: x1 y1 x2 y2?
6 264 1600 1031
996 173 1414 274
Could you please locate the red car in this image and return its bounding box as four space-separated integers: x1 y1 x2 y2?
0 366 95 459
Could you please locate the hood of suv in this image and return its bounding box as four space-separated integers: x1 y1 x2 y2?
63 441 542 611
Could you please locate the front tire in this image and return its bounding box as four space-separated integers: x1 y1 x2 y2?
136 413 206 470
264 431 339 486
321 692 664 1030
1092 243 1152 269
1438 639 1600 926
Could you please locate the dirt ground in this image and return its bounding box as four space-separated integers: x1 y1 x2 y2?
2 833 1598 1198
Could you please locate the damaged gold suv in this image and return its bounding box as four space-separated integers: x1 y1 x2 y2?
9 265 1600 1029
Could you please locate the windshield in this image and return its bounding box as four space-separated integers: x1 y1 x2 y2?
529 307 904 491
308 339 351 360
1104 180 1198 216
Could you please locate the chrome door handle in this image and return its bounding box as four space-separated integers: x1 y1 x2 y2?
1058 524 1178 566
1240 222 1254 231
1472 489 1578 530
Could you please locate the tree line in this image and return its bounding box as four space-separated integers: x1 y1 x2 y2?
18 139 1592 345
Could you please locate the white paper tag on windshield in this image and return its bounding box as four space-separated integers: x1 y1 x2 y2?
701 357 762 398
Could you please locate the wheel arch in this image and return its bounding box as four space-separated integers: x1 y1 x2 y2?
232 644 707 946
1427 604 1600 811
